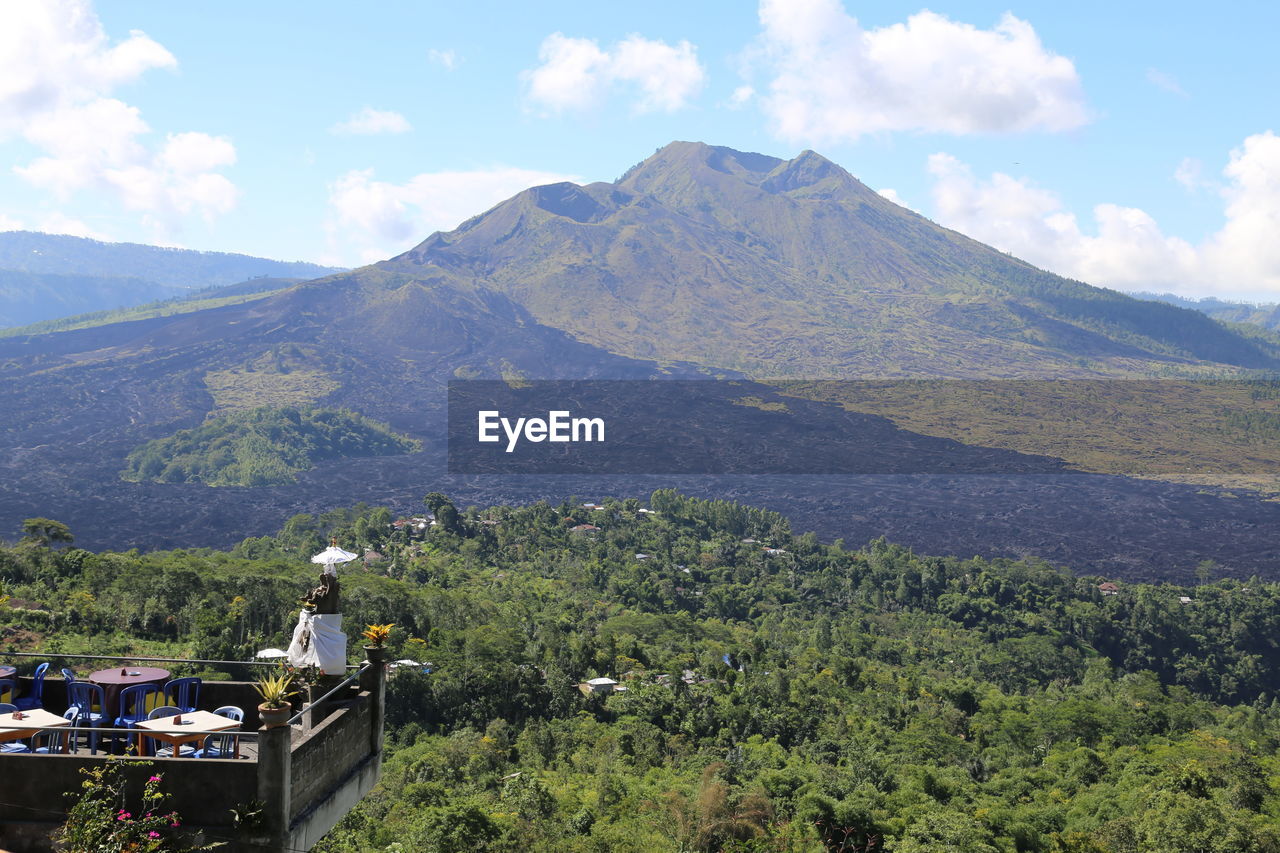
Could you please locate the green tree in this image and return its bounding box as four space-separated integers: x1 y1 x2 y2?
21 516 73 548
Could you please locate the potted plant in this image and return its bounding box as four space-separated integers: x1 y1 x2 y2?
361 623 394 662
254 670 297 728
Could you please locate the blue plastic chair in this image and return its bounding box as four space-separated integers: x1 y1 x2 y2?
61 667 77 684
114 683 159 753
143 706 193 757
66 681 108 754
14 662 49 710
194 706 244 759
0 702 32 753
115 683 159 727
31 707 78 754
162 677 202 714
0 679 13 705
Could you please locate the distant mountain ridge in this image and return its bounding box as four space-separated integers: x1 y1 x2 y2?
1135 291 1280 333
0 231 341 328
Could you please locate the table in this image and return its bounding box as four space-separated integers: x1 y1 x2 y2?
0 708 72 753
134 710 239 758
88 667 170 718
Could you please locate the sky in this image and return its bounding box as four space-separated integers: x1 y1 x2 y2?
1 1 1279 300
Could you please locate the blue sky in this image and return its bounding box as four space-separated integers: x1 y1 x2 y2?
2 1 1278 299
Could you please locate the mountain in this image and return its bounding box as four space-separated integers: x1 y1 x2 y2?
0 231 342 328
3 142 1280 576
387 142 1279 377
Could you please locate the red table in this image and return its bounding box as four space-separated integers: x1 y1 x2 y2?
88 667 170 718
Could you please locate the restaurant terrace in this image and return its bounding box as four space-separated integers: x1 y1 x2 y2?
0 649 388 853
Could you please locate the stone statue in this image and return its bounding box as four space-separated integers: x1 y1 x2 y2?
302 571 340 615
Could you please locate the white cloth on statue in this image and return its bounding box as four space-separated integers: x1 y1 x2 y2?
286 610 347 675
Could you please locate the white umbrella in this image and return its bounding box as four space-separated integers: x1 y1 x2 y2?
256 648 289 659
311 545 358 566
392 659 421 667
311 542 357 576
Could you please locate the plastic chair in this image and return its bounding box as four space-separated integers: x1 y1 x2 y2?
31 707 78 754
14 662 49 710
195 706 244 759
115 684 159 728
145 705 191 758
0 679 13 704
61 667 77 684
66 681 108 754
163 677 202 714
113 683 159 753
0 702 16 713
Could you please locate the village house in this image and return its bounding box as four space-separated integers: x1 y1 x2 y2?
579 677 619 696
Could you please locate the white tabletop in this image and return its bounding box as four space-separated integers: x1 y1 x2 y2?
135 710 238 736
0 708 70 732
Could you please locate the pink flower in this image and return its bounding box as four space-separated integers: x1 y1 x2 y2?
149 775 161 782
149 831 160 838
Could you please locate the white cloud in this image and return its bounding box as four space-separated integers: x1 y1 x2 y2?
524 32 706 114
1146 68 1187 97
330 107 412 135
325 165 580 265
428 49 458 71
1175 157 1204 191
0 212 110 239
753 0 1088 142
37 213 112 241
728 85 755 109
925 132 1280 299
0 0 236 234
1203 131 1280 295
877 187 911 210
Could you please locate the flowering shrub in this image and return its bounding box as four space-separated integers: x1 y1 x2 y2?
53 760 197 852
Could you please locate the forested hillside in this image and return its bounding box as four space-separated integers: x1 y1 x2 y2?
121 406 420 487
3 493 1279 850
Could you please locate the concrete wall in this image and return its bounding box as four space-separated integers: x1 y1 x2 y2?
289 695 372 822
0 753 257 852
